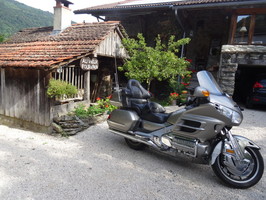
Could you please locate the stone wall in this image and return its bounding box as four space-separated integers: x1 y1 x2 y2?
218 45 266 95
52 114 108 136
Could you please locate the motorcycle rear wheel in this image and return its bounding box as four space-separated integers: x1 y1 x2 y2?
212 147 264 188
125 138 146 150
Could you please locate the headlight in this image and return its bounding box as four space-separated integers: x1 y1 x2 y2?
215 104 242 124
217 105 232 118
232 111 242 124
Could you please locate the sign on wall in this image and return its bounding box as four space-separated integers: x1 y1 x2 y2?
80 57 98 70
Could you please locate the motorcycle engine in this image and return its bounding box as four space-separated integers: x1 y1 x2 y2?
161 134 210 158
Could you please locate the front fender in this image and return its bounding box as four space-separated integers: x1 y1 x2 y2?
210 141 223 165
210 135 260 165
234 135 260 151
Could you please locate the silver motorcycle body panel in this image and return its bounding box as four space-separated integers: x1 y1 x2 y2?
234 135 260 150
107 109 139 132
141 120 169 132
172 104 226 142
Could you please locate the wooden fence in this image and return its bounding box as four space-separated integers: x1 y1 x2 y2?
52 65 85 102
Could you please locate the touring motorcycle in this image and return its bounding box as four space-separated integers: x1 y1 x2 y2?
107 70 264 188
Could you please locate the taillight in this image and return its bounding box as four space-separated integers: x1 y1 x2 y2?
252 98 260 102
253 82 263 89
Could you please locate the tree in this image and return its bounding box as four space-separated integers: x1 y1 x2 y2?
119 33 191 91
0 34 5 43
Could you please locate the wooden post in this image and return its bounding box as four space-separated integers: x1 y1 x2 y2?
84 70 90 102
0 67 5 115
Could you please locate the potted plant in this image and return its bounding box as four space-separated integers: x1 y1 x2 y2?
169 92 179 106
47 79 78 103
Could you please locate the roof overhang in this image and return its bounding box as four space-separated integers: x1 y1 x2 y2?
74 0 266 17
172 0 266 10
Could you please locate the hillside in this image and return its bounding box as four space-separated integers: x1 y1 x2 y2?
0 0 53 38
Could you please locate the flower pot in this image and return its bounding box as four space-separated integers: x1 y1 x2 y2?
171 100 177 106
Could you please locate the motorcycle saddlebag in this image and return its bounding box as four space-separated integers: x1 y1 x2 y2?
107 109 139 133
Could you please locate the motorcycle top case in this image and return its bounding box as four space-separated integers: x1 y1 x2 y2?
107 109 139 133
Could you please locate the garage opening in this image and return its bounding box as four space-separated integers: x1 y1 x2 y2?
233 65 266 105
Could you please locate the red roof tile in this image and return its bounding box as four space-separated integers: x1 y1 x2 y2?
0 21 125 68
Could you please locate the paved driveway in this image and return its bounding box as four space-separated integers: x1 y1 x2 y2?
0 108 265 200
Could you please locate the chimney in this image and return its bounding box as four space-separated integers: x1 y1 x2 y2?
53 0 73 34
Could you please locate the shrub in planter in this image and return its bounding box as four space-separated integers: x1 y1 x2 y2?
72 97 118 118
47 79 78 99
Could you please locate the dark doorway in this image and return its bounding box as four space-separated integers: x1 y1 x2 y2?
233 65 266 104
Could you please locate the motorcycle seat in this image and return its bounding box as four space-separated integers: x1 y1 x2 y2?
120 79 168 123
131 101 169 123
121 79 166 115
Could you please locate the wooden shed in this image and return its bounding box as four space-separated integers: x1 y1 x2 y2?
0 21 127 130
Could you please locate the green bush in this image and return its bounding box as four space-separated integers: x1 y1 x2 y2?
47 79 78 99
73 104 88 118
73 97 118 118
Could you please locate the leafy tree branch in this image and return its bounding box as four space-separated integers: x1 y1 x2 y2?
119 33 191 91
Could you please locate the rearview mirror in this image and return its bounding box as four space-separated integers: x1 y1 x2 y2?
193 86 210 98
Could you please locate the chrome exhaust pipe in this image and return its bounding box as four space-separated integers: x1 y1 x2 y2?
109 129 159 149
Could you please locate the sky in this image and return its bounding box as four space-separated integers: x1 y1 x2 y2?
15 0 120 23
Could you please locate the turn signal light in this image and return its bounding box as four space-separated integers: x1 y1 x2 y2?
226 149 235 154
202 90 210 97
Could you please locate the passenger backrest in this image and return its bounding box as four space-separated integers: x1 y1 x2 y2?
121 79 151 109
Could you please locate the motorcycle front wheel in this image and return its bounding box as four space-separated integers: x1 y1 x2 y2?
212 147 264 188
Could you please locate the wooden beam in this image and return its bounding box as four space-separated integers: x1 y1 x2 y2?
229 14 237 44
0 68 5 114
248 15 256 44
84 70 90 102
235 8 266 15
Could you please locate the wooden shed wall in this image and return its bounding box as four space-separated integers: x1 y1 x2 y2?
96 30 127 58
0 68 52 126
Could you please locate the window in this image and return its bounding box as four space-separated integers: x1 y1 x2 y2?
253 14 266 44
230 9 266 45
234 15 251 44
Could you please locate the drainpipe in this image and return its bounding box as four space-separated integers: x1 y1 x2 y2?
173 7 187 92
174 7 186 58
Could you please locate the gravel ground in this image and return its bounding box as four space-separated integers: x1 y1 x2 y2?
0 107 265 200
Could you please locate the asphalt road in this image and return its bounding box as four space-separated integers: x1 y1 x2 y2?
0 107 265 200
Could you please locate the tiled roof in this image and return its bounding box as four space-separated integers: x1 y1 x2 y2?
0 21 124 68
74 0 262 13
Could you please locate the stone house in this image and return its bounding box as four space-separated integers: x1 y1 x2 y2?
0 0 127 131
75 0 266 101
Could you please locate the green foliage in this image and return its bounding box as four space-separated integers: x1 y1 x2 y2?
169 73 192 94
119 33 191 90
0 0 53 37
96 97 118 113
73 104 88 118
47 79 78 99
0 34 5 42
73 98 117 118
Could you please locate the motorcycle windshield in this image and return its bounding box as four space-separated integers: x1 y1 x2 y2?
197 71 223 95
